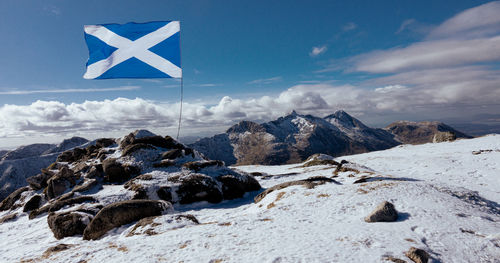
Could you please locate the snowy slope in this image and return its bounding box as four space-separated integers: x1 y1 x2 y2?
0 137 88 200
0 135 499 262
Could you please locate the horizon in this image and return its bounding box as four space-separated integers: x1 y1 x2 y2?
1 0 500 149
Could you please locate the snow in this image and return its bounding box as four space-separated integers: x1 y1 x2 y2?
1 135 499 262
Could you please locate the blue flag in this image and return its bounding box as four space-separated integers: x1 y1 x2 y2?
83 21 181 79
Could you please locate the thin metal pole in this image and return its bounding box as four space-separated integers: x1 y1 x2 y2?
176 77 183 140
176 21 183 140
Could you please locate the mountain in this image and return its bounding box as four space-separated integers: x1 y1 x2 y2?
1 134 499 262
0 137 88 200
385 120 472 144
189 110 400 165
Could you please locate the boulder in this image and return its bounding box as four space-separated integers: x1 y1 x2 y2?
72 179 98 193
56 148 87 163
0 186 30 211
83 200 172 240
254 176 338 203
96 138 116 148
46 166 78 200
23 195 42 212
122 143 156 156
102 158 135 183
216 174 261 200
176 174 223 204
86 165 103 179
161 149 184 160
48 211 93 239
432 131 456 143
0 213 17 224
182 160 224 172
26 169 54 190
405 247 430 263
153 160 176 168
364 201 399 223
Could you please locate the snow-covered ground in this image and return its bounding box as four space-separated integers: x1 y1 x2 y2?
1 135 499 262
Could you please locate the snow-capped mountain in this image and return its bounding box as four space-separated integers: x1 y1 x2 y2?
0 137 88 200
0 132 498 262
190 110 400 165
385 120 472 144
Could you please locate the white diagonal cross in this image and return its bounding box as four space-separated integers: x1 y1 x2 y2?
84 21 181 79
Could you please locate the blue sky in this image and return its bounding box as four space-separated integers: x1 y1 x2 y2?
0 0 499 147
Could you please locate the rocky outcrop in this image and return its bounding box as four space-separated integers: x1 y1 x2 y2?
48 211 93 239
386 121 470 144
364 201 399 222
254 176 339 203
0 186 30 211
405 247 430 263
190 110 400 165
83 200 172 240
432 131 456 143
46 166 79 200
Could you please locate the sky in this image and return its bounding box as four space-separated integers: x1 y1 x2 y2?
0 0 499 148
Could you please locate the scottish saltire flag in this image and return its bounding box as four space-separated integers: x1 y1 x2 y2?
83 21 181 79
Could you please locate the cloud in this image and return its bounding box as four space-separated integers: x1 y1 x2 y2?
5 77 500 140
310 46 328 57
247 76 283 85
342 22 357 32
0 86 140 95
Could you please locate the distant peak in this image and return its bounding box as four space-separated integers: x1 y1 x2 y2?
288 110 298 116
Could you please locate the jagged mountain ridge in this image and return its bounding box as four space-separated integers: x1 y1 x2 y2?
189 110 400 165
385 120 472 144
0 137 88 200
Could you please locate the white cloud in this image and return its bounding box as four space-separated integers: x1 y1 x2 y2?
247 76 282 85
342 22 357 32
310 46 328 57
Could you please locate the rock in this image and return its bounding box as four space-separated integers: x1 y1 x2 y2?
83 200 172 240
29 196 97 219
433 131 456 143
43 244 74 256
184 148 195 158
254 176 339 203
0 186 30 211
364 201 399 223
216 174 261 200
153 160 176 168
56 148 87 163
157 186 173 202
102 158 129 183
135 135 183 149
96 138 116 148
122 143 156 156
46 166 78 200
73 179 99 193
182 160 224 172
161 149 184 160
176 174 223 204
405 247 430 263
26 169 54 190
23 195 42 212
86 165 103 179
48 211 92 239
0 213 17 224
302 159 339 167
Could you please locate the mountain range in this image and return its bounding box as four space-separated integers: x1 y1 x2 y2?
189 110 469 165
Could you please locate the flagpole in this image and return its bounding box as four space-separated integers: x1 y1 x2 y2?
176 21 183 140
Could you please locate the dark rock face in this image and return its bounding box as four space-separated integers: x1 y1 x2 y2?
48 211 92 239
364 201 399 223
0 186 30 211
190 111 400 165
83 200 171 240
405 247 430 263
161 149 184 160
26 169 54 190
95 138 116 148
46 166 78 200
182 160 224 172
102 158 137 183
122 143 156 156
23 195 42 212
386 121 471 145
216 174 261 200
176 174 224 204
56 148 87 163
